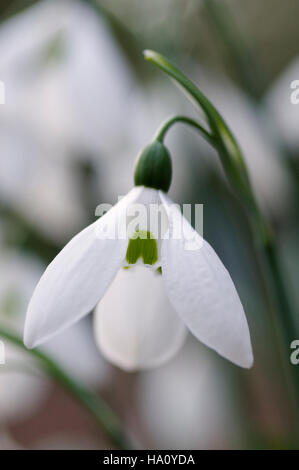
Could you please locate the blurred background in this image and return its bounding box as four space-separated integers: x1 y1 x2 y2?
0 0 298 450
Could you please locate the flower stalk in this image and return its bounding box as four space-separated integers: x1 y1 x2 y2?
144 50 299 407
0 327 133 449
154 115 215 146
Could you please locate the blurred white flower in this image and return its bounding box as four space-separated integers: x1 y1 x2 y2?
44 319 109 387
0 251 49 423
0 0 138 241
0 0 134 155
24 185 253 370
0 344 47 424
0 251 45 334
0 121 85 242
137 338 238 449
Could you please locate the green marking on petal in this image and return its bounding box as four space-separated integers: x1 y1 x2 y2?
156 267 162 275
126 230 158 266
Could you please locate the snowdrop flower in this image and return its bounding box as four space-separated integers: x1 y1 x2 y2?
24 138 253 371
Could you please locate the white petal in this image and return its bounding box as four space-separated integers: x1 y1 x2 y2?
94 266 187 371
24 187 142 348
160 192 253 369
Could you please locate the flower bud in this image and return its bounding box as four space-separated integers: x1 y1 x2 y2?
134 141 172 192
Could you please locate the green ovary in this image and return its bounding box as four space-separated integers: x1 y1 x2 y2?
126 230 158 266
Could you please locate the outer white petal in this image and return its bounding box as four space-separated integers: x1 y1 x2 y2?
160 192 253 369
24 187 142 348
94 266 187 371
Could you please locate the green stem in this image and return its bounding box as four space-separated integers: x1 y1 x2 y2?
0 327 133 449
144 50 254 212
154 115 215 145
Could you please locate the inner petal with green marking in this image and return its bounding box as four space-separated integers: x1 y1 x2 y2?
126 230 159 266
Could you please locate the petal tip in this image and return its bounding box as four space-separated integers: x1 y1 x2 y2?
243 353 254 369
236 349 254 369
23 318 42 349
23 334 35 350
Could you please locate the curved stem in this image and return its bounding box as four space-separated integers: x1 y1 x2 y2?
144 50 254 211
154 115 215 145
0 327 133 449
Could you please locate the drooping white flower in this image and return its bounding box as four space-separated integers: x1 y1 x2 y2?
0 0 137 241
24 180 253 370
